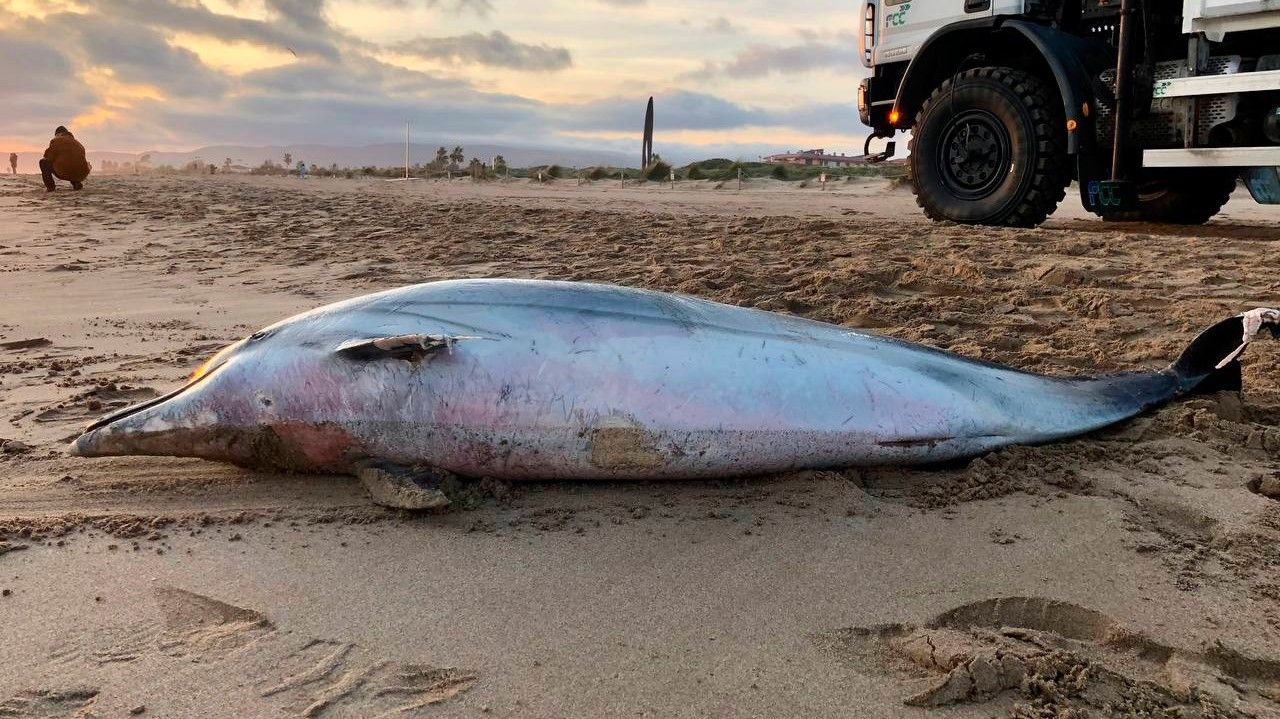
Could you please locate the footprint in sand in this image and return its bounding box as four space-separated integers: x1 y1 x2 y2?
153 586 276 657
819 596 1280 718
34 386 158 425
41 587 476 718
46 623 155 667
258 639 476 719
1247 474 1280 501
0 688 98 719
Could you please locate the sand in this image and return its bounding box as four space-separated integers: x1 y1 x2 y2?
1 172 1279 718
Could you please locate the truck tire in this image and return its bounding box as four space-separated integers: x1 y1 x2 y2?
1103 169 1237 224
909 67 1069 227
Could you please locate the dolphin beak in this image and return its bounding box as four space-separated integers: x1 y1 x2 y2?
70 381 212 459
70 421 159 457
70 428 104 456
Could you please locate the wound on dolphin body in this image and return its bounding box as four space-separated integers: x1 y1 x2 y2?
589 423 664 470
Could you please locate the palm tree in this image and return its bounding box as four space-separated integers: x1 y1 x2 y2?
449 145 464 169
434 146 448 168
283 152 293 167
493 155 507 176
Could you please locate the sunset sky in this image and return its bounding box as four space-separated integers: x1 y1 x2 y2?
1 0 868 161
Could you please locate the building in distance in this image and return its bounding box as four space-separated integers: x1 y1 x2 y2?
763 149 865 167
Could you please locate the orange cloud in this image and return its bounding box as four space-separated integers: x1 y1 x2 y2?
3 0 86 19
71 105 123 128
71 68 166 128
0 137 43 152
171 32 297 75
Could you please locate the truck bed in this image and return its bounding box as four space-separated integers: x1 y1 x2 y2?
1184 0 1280 37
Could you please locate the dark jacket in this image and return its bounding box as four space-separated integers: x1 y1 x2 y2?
43 133 90 183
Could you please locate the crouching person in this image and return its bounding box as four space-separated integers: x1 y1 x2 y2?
40 126 90 191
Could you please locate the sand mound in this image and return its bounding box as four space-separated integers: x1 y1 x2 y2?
821 596 1280 717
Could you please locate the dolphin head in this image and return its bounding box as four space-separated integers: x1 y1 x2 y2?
70 320 372 471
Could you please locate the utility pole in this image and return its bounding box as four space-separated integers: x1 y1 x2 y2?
642 97 654 168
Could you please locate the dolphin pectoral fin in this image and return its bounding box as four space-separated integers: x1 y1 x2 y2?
335 334 483 362
355 461 453 511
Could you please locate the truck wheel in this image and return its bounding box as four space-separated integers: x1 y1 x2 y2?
909 67 1069 227
1104 169 1237 224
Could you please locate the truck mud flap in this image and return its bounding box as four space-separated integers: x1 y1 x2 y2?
1078 154 1138 215
1243 167 1280 204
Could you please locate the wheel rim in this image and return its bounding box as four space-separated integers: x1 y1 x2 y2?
936 110 1012 201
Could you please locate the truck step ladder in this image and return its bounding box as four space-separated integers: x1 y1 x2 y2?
1154 69 1280 97
1143 146 1280 167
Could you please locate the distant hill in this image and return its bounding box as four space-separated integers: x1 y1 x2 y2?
6 142 635 174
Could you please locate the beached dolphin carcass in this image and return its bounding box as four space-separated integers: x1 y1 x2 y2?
72 279 1278 508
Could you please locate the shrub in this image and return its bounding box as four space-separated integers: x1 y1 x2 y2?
696 158 735 171
527 165 561 181
770 164 789 180
714 161 745 182
644 160 672 182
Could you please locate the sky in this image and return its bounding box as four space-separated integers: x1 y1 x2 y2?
0 0 869 161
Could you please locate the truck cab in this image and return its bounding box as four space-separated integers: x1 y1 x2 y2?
858 0 1280 226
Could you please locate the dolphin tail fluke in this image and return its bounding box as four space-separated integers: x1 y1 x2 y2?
1169 308 1280 395
1044 308 1279 438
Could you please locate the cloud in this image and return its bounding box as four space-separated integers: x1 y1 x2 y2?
0 34 75 94
771 102 862 134
264 0 330 33
162 90 543 144
3 11 228 98
684 32 861 80
567 90 765 132
80 0 344 60
0 0 868 156
356 0 494 15
705 16 737 34
389 31 572 72
391 0 495 14
66 14 229 97
0 20 87 139
564 90 863 146
0 33 97 138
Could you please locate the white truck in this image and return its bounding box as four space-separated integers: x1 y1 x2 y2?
857 0 1280 226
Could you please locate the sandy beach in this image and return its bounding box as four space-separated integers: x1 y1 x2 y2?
2 172 1280 718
